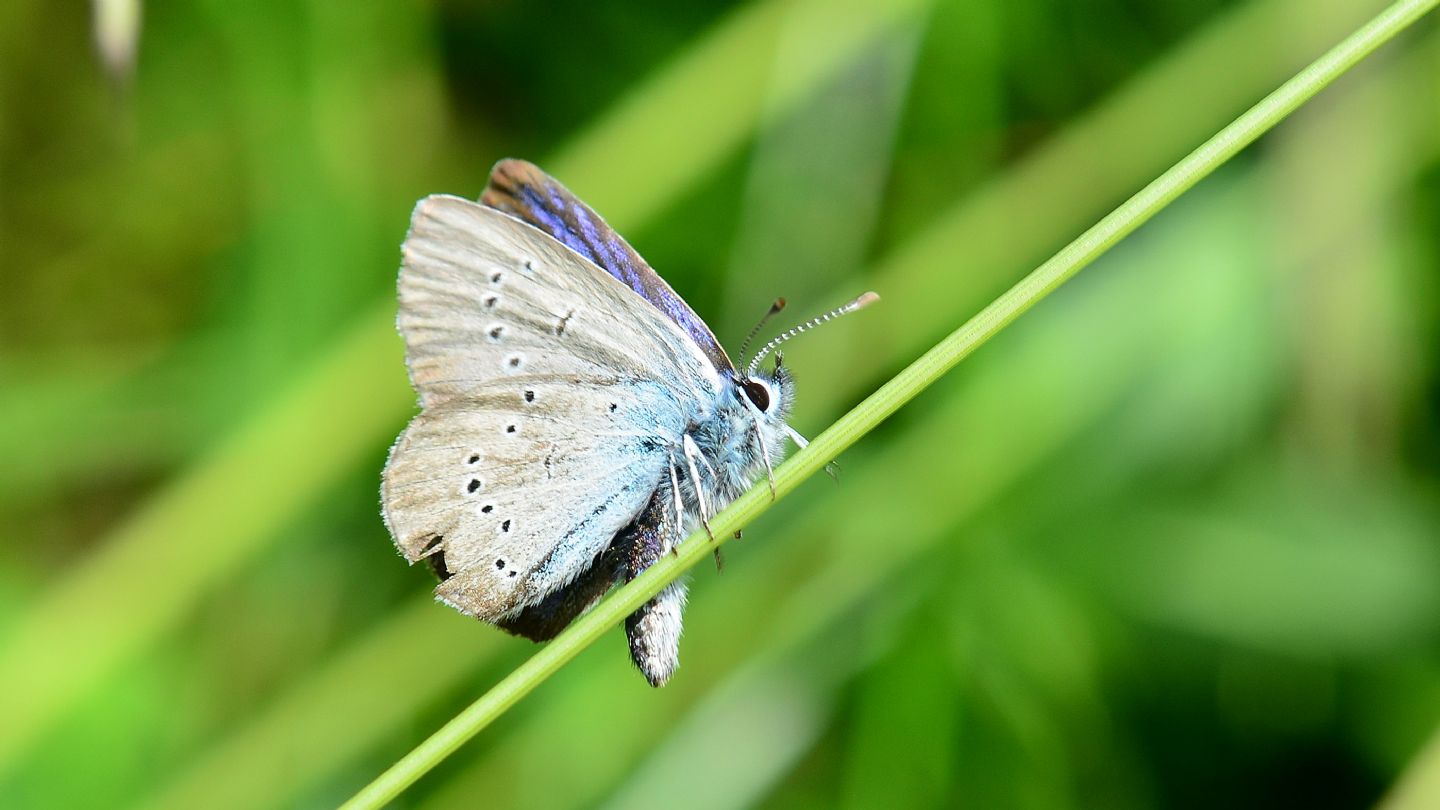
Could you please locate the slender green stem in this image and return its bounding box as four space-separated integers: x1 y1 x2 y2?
343 1 1437 806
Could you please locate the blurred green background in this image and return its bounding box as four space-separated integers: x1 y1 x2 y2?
2 0 1438 807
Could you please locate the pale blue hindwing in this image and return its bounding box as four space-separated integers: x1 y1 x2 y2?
382 195 723 621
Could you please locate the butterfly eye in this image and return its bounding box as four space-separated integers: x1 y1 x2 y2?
742 379 772 412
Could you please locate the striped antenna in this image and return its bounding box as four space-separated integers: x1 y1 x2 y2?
746 291 879 376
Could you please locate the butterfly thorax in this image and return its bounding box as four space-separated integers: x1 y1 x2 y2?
673 367 793 532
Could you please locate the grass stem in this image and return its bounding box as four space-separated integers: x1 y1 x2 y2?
343 1 1437 805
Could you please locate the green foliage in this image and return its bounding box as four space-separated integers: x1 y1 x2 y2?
1 0 1437 808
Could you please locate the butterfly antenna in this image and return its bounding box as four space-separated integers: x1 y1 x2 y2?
737 297 787 365
746 291 879 376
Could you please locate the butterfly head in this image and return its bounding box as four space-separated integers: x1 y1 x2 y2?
698 353 793 495
736 351 794 427
724 291 878 473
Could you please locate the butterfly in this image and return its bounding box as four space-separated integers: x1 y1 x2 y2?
381 159 876 686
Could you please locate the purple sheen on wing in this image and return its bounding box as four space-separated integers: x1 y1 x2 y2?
481 159 734 374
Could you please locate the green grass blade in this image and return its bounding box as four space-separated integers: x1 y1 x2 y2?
417 173 1274 810
0 308 411 771
132 599 496 810
803 0 1399 404
544 0 931 228
341 1 1440 806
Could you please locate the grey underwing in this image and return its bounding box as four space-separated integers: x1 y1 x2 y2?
381 159 875 685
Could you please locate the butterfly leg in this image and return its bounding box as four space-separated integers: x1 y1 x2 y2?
665 457 687 556
681 433 715 540
751 420 777 498
786 424 839 480
621 493 688 687
783 424 810 450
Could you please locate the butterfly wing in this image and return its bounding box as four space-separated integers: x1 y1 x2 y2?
482 158 736 375
382 195 722 621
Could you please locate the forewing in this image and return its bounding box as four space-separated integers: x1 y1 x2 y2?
482 158 735 375
396 195 718 410
383 195 719 621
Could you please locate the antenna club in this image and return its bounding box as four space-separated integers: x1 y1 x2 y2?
744 290 880 376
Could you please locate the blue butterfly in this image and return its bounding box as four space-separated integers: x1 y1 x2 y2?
382 160 874 685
